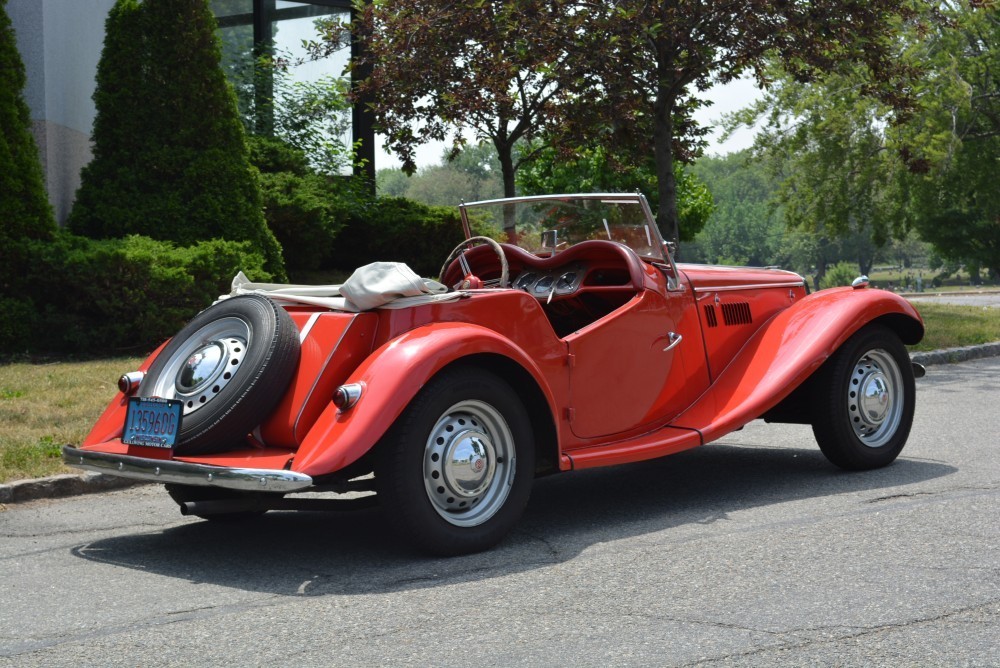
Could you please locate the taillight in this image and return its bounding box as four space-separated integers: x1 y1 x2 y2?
118 371 145 395
333 383 364 411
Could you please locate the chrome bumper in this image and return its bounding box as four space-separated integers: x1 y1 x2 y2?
62 446 314 493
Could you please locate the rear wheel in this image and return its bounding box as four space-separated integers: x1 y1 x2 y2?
811 325 915 470
376 368 534 555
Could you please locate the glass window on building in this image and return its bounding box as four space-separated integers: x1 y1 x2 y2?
211 0 366 178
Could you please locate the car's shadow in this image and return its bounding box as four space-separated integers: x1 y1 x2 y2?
71 441 955 597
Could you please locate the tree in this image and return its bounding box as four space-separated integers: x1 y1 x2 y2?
727 68 904 276
0 0 55 245
0 0 57 349
726 1 1000 277
344 0 581 201
574 1 918 246
376 143 504 206
691 153 785 266
900 1 1000 277
68 0 284 277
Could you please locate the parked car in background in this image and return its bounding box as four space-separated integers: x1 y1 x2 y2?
65 193 924 555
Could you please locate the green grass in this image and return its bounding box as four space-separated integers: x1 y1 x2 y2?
0 357 142 483
908 302 1000 352
1 302 998 483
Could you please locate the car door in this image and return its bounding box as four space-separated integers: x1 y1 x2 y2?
565 284 708 440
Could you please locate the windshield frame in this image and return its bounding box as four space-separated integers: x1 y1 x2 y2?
458 193 680 289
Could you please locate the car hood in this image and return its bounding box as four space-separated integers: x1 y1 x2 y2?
678 263 805 291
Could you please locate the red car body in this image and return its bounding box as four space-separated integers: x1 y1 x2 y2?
65 194 923 554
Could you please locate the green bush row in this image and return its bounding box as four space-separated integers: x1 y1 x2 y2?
1 234 271 356
0 192 482 356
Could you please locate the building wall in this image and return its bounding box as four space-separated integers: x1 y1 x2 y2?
9 0 114 224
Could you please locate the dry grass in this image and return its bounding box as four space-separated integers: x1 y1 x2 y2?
0 357 142 483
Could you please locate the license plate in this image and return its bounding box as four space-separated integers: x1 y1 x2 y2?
123 397 183 449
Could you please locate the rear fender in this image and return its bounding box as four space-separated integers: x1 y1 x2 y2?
672 287 923 442
291 322 560 477
81 340 168 448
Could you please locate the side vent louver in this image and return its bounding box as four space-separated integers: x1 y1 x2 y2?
721 302 753 326
703 305 718 327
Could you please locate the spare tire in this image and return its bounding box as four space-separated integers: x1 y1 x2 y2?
139 295 300 454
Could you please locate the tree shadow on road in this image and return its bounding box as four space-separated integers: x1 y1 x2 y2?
70 441 955 597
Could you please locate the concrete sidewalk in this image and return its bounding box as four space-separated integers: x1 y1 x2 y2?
3 341 999 506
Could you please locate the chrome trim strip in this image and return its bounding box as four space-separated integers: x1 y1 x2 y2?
692 282 805 293
298 312 321 343
294 314 357 443
62 446 313 493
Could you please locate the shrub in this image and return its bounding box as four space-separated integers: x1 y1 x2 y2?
5 234 272 355
249 136 356 274
67 0 284 277
330 197 488 278
819 261 862 290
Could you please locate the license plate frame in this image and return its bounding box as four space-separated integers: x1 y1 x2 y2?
122 397 183 449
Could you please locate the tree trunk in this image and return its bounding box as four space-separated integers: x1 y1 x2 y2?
653 86 680 249
497 140 518 240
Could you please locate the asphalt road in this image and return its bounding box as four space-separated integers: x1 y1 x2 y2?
2 358 998 667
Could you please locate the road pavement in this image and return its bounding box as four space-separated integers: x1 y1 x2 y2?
1 358 998 666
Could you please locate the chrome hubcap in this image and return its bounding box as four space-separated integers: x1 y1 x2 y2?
423 400 515 527
145 317 250 415
847 349 903 448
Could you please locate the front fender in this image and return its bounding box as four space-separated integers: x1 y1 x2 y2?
291 322 561 477
672 287 922 443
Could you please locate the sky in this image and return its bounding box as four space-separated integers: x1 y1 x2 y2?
374 76 764 170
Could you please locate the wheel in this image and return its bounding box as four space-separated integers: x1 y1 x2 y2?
811 324 915 470
439 236 510 289
376 367 534 555
165 484 269 522
140 295 300 455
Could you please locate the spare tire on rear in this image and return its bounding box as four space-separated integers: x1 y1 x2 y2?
139 295 300 455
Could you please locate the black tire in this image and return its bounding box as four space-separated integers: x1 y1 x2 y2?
140 295 300 455
811 324 915 470
376 367 535 556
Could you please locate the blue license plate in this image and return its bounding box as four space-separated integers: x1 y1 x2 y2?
123 397 183 449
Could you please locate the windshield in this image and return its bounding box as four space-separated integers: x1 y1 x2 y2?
459 194 668 262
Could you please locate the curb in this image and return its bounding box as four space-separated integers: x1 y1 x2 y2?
3 342 999 507
910 341 1000 367
0 472 145 505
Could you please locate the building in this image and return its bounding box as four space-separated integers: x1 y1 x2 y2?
8 0 372 225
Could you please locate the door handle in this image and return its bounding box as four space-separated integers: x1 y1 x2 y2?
663 332 682 352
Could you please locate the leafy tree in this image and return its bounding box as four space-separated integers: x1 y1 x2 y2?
728 68 903 276
572 1 918 246
727 1 1000 277
691 153 785 266
0 0 57 350
376 143 504 206
342 0 582 202
0 0 55 245
68 0 284 277
900 1 1000 277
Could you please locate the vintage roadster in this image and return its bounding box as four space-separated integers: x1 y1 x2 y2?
64 193 924 555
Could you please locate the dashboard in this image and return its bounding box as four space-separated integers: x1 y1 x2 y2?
512 263 587 300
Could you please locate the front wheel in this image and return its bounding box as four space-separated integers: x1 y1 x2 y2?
376 368 534 555
811 324 916 470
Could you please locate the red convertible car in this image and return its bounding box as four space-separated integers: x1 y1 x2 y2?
64 193 924 555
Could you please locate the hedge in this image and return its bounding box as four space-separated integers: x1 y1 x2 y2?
0 234 271 356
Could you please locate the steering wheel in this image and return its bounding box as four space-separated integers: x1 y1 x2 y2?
439 236 510 290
